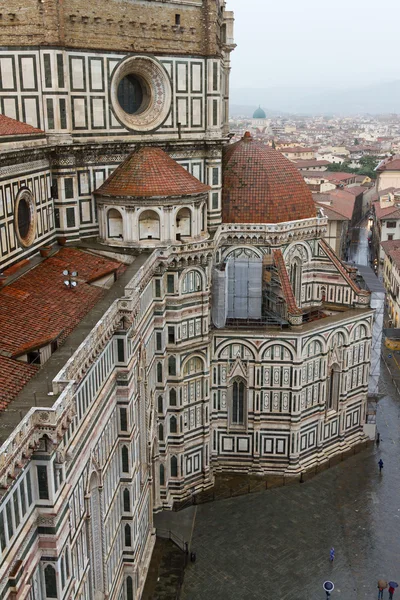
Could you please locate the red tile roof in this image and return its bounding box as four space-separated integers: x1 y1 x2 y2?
0 356 38 410
307 172 356 182
319 238 368 297
222 133 316 224
294 159 330 168
376 156 400 172
0 248 123 408
315 202 348 221
282 147 314 154
312 190 356 220
95 146 210 199
272 249 302 316
343 186 367 196
381 239 400 269
373 200 400 220
0 114 45 137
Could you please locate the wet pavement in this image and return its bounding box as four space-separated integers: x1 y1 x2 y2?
348 221 371 267
180 372 400 600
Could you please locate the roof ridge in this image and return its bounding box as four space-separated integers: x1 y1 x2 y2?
319 238 368 296
272 249 302 316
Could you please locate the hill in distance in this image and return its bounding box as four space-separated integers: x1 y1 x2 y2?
230 80 400 116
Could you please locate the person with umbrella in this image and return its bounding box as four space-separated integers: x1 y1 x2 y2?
388 581 398 599
378 580 388 599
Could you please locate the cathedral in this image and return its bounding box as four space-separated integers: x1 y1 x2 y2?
0 1 374 599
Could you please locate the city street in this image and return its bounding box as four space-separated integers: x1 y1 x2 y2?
348 221 371 267
180 372 400 600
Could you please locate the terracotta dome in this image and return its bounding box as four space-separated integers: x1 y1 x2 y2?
222 132 316 224
95 145 210 199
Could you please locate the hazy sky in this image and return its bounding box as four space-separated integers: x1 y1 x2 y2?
227 0 400 90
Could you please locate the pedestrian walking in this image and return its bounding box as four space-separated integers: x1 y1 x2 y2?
389 585 395 599
379 459 384 473
329 547 335 562
378 580 388 599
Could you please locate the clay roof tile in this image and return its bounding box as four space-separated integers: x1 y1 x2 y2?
95 146 210 199
223 133 316 224
0 114 45 137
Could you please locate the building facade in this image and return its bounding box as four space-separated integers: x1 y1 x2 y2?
0 2 375 600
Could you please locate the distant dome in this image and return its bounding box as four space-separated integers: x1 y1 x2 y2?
222 132 316 224
253 106 266 119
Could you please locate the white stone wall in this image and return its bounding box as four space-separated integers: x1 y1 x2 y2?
0 158 55 270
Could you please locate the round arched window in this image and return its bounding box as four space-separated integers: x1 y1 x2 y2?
111 55 172 132
14 188 37 248
117 74 149 115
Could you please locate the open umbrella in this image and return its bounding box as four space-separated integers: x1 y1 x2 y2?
378 580 388 589
389 582 399 588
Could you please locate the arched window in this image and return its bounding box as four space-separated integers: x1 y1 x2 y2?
182 270 202 294
139 210 160 240
202 204 207 232
107 208 123 239
121 445 129 473
157 362 163 383
176 207 192 239
290 257 302 305
168 356 176 376
123 488 130 512
158 395 163 413
170 455 178 477
124 524 132 546
60 556 65 588
327 365 340 411
159 463 165 486
127 576 134 600
158 423 164 441
169 388 177 405
170 416 177 434
183 356 204 376
232 378 245 425
44 565 57 598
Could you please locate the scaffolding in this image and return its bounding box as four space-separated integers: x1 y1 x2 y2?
211 256 289 329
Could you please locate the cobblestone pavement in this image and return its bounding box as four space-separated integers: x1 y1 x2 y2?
180 374 400 600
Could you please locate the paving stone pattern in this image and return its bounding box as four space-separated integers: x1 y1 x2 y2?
181 375 400 600
142 538 186 600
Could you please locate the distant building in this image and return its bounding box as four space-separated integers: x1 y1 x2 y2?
315 202 349 260
372 189 400 268
294 159 330 172
381 239 400 326
251 106 270 132
282 147 315 161
376 156 400 191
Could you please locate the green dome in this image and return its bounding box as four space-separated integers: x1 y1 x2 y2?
253 106 266 119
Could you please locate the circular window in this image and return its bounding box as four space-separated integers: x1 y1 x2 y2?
117 74 149 115
111 56 172 132
15 188 37 248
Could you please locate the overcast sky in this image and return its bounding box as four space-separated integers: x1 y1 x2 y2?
227 0 400 91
